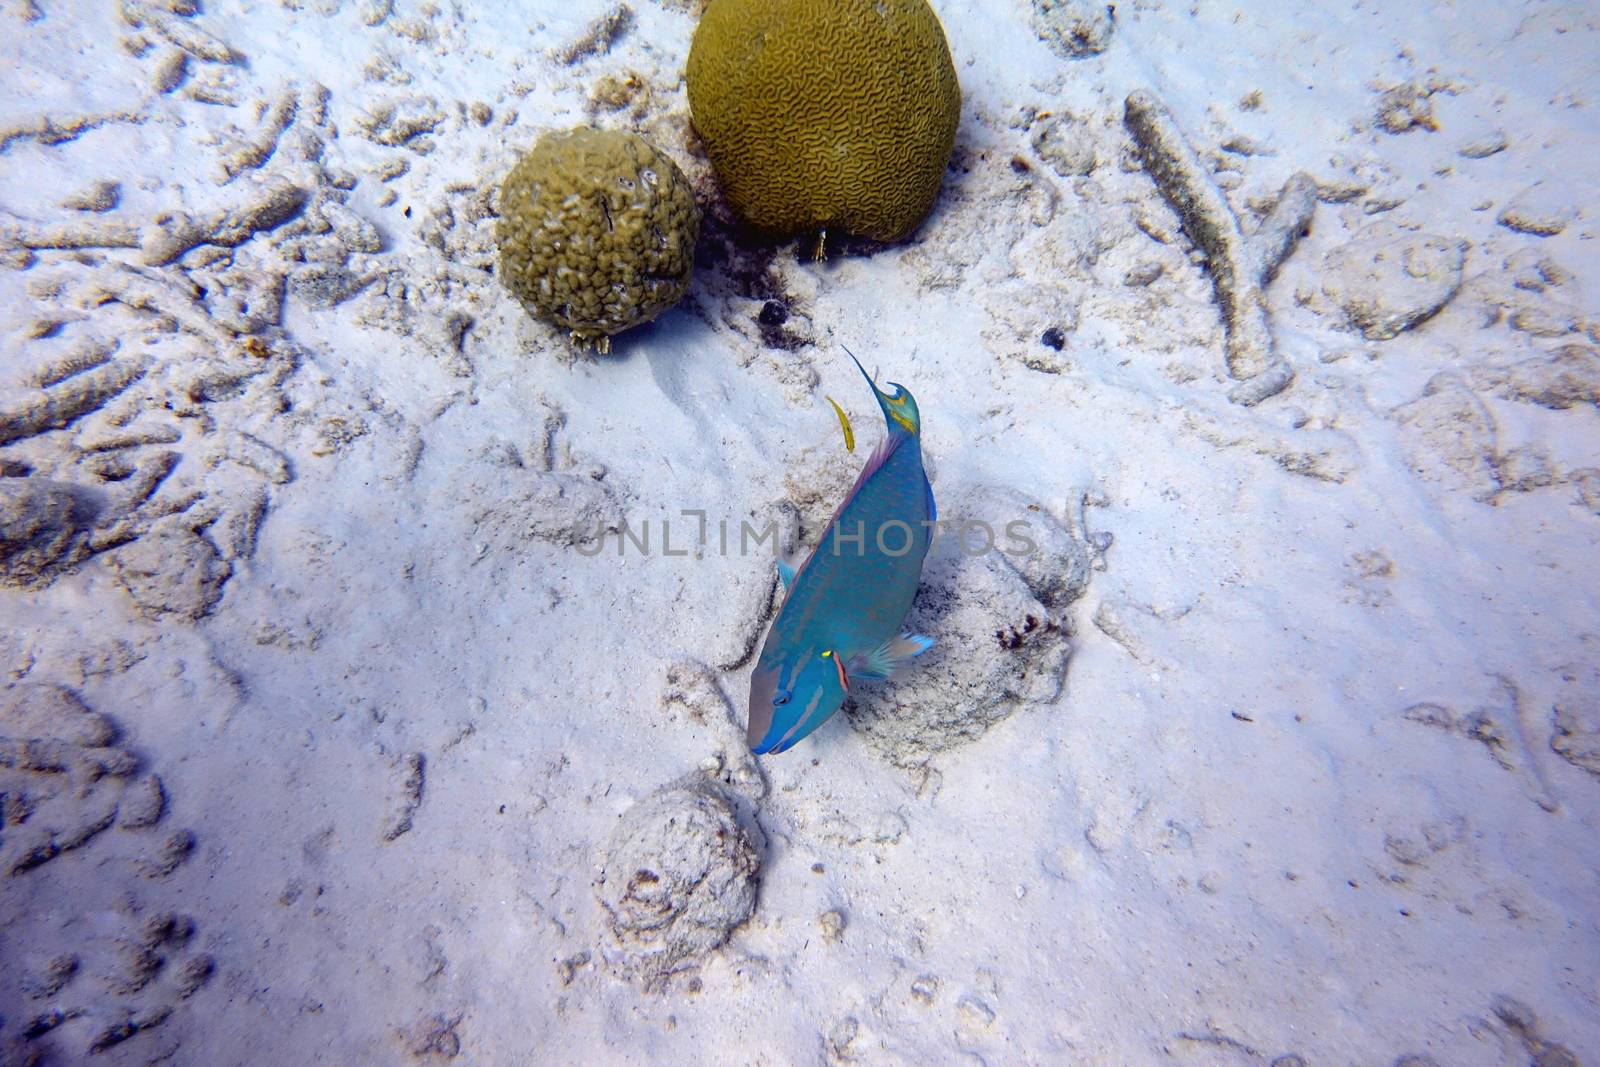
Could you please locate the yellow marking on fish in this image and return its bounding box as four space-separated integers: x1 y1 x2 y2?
826 395 855 452
876 382 917 432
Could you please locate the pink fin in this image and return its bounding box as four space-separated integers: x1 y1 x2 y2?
786 430 909 589
836 430 907 512
825 428 902 524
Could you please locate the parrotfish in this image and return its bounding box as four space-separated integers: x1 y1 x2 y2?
747 350 937 755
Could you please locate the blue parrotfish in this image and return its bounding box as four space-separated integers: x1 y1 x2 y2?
747 350 937 756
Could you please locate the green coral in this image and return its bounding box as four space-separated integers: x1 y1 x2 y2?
496 127 699 351
685 0 961 243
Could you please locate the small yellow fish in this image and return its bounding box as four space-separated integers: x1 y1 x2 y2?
826 395 855 453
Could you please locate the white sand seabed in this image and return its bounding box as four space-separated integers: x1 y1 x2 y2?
2 0 1598 1063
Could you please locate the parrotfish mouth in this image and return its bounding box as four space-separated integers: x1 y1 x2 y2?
749 688 838 755
748 662 840 755
747 667 778 749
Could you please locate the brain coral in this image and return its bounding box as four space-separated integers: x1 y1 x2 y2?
496 127 699 352
685 0 961 243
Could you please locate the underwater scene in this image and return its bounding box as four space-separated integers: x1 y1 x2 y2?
2 0 1598 1062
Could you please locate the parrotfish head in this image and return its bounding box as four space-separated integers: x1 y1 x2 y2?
843 346 921 436
747 650 850 755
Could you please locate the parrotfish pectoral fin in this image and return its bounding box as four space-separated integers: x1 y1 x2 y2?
847 634 936 681
777 560 796 590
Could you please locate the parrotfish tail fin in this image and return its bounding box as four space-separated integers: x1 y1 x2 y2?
847 634 936 682
841 345 920 436
841 344 877 394
777 559 796 591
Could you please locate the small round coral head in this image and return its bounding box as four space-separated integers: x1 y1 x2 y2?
494 126 699 352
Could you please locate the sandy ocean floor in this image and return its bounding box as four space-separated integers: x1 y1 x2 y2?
2 0 1599 1064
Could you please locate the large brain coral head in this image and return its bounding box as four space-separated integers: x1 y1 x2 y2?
685 0 961 244
495 127 699 352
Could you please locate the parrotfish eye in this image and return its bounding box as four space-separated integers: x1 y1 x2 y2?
773 689 791 706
